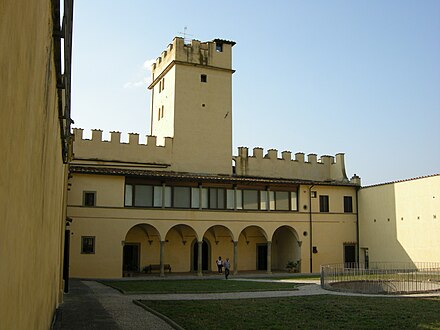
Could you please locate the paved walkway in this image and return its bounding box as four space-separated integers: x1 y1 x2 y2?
53 277 440 329
52 280 173 330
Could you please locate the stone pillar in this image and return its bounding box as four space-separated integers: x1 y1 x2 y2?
197 241 203 277
160 240 165 277
267 241 272 274
233 241 238 275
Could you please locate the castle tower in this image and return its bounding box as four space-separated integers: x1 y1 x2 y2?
148 37 236 175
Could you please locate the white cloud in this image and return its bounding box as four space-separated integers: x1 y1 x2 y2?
123 79 147 89
143 58 156 71
123 58 155 88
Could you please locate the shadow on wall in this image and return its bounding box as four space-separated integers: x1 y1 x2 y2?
359 183 414 266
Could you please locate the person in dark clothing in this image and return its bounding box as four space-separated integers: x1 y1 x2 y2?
224 258 230 279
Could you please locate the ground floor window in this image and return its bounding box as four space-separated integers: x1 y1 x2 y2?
81 236 95 254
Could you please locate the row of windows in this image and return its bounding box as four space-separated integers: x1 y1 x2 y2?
125 184 298 211
83 188 354 213
319 195 353 213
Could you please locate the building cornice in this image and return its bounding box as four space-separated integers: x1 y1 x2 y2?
69 165 357 187
148 60 235 90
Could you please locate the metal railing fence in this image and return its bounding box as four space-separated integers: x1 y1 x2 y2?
321 262 440 294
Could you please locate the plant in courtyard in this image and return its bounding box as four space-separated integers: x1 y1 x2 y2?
286 261 298 273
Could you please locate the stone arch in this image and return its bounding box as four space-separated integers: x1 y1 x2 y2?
190 238 211 272
238 225 269 271
123 224 161 274
165 224 197 272
203 225 234 272
271 225 302 272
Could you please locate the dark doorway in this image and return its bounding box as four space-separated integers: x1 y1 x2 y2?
193 240 209 271
344 244 356 268
257 244 268 270
123 244 140 272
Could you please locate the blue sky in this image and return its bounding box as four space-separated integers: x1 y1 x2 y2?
71 1 440 186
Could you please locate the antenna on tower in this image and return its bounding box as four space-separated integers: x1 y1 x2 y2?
178 26 194 44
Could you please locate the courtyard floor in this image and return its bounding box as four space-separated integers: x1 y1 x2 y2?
52 274 440 329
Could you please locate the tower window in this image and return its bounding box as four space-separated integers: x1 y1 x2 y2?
162 78 165 91
161 105 164 118
201 74 207 83
216 42 223 52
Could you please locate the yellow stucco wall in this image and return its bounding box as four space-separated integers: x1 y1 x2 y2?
67 174 125 207
67 178 357 277
359 175 440 264
0 1 67 328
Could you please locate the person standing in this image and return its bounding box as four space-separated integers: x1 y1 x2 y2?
216 256 223 274
224 258 230 279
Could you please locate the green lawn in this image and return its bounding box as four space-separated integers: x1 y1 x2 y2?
138 295 440 330
101 279 298 294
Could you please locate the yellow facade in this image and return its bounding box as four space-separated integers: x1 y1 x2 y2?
359 175 440 264
0 0 73 328
68 37 360 279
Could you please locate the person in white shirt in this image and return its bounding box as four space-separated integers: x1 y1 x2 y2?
216 256 223 274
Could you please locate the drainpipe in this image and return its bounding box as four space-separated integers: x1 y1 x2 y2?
63 218 72 293
308 184 315 273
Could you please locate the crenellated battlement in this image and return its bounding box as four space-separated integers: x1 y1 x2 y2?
149 37 235 86
234 147 350 183
71 128 173 168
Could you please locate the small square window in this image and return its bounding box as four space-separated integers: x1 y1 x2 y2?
311 191 317 198
201 74 207 83
83 191 96 207
81 236 95 254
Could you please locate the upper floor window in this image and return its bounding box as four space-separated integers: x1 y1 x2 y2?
344 196 353 213
201 74 207 83
125 184 171 208
216 42 223 52
243 190 259 210
83 191 96 207
319 195 329 212
173 187 191 208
